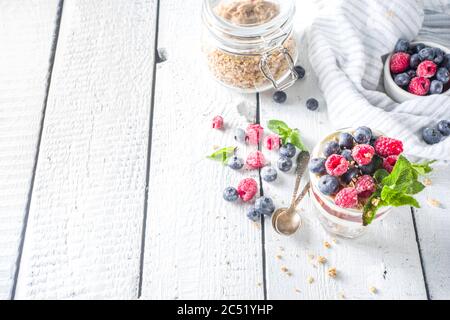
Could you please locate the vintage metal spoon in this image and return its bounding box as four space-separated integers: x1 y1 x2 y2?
272 150 311 236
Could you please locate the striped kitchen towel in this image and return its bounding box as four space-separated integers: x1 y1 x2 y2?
308 0 450 161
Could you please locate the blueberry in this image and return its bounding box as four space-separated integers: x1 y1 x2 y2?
436 68 450 84
228 156 244 170
323 141 340 157
394 39 409 53
341 167 359 185
317 175 340 195
430 80 443 95
255 196 275 216
338 132 354 149
278 156 293 172
437 120 450 136
443 54 450 69
308 158 326 174
422 127 442 145
394 72 411 87
294 65 306 79
359 155 382 175
280 143 296 158
419 47 435 61
412 43 426 54
234 128 247 143
223 187 239 202
433 48 445 65
247 206 261 221
261 166 278 182
410 54 420 69
406 69 416 78
273 91 287 103
354 126 372 144
341 149 353 162
306 98 319 111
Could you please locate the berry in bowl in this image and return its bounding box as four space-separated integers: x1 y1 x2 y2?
308 126 434 238
384 39 450 102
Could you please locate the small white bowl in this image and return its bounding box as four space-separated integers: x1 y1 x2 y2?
384 41 450 103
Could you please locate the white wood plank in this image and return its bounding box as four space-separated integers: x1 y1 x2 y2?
413 164 450 300
0 0 60 299
14 0 157 299
140 0 264 299
259 27 427 299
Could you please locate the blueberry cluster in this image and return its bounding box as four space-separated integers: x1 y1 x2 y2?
390 39 450 95
422 120 450 145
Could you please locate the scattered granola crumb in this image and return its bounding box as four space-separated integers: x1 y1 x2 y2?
317 256 327 264
332 238 338 244
257 282 262 287
281 266 289 273
423 178 432 186
275 255 282 260
427 198 442 208
253 221 261 229
338 292 345 300
328 267 337 278
279 246 285 252
286 272 293 277
295 288 301 293
369 286 377 294
324 241 331 249
307 276 314 284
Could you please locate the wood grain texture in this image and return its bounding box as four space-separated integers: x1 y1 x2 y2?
140 0 264 299
413 163 450 300
14 0 157 299
0 0 60 299
259 23 427 299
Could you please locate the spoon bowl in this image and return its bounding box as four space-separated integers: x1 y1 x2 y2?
272 207 302 236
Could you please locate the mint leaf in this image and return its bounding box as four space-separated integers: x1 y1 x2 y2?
380 187 420 208
287 129 307 151
407 181 425 195
267 120 289 134
207 147 236 164
381 155 411 186
412 160 435 175
373 169 389 184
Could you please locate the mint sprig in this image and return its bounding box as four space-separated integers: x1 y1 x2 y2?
362 155 433 226
207 147 236 164
267 120 307 151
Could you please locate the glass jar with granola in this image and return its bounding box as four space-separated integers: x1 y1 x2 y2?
201 0 298 93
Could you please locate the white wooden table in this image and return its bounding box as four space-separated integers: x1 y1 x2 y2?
1 0 449 300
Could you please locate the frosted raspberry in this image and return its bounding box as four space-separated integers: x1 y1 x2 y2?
355 175 376 198
237 178 258 202
264 134 281 151
408 77 430 96
351 144 375 166
325 154 349 176
335 187 358 208
383 155 398 173
246 124 264 145
390 52 410 74
374 136 403 157
416 60 437 78
212 116 224 129
246 151 266 169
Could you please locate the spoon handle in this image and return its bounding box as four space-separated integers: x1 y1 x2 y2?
290 151 310 208
293 181 311 208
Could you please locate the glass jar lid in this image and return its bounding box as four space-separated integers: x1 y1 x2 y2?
202 0 296 55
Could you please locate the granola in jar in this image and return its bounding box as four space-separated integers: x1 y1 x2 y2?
202 0 298 92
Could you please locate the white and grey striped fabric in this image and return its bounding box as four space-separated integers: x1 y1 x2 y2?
308 0 450 161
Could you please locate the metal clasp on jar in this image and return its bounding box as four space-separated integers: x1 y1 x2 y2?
259 43 298 91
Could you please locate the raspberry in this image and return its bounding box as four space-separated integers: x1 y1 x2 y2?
408 77 430 96
355 175 376 198
351 144 375 166
334 187 358 208
237 178 258 202
383 155 398 173
264 134 281 151
374 136 403 157
390 52 410 74
246 124 264 145
325 154 349 176
212 115 223 129
416 60 437 78
246 150 266 169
